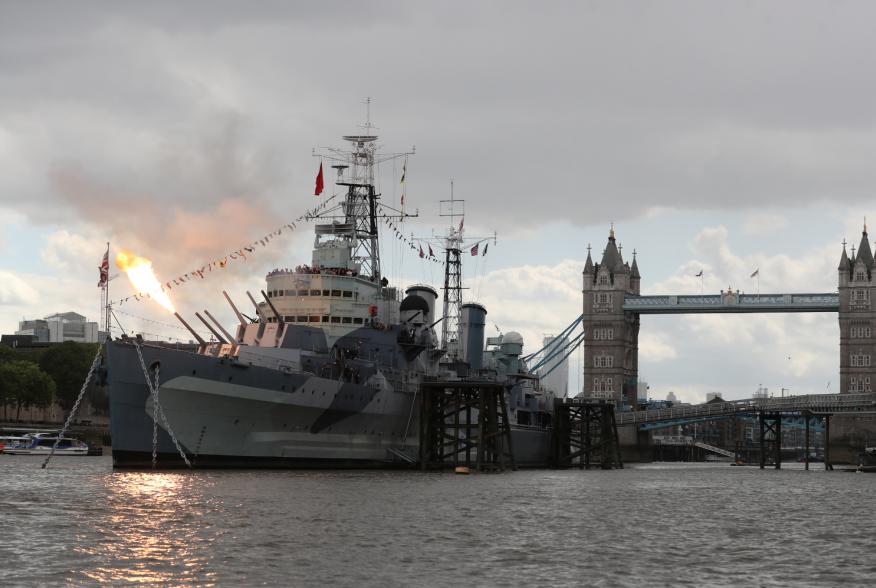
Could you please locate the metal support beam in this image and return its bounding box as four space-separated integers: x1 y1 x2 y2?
758 412 781 469
824 415 833 471
419 381 515 472
804 414 810 471
552 399 622 470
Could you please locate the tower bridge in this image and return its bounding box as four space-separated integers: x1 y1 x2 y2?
580 225 875 408
565 224 876 462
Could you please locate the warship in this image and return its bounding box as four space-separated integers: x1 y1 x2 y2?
105 122 556 468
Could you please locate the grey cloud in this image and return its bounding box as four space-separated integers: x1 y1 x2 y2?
3 1 876 239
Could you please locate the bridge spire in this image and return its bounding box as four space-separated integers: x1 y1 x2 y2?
839 241 851 271
583 244 594 274
856 225 874 269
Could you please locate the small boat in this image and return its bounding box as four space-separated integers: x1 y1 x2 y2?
2 433 89 456
0 435 32 453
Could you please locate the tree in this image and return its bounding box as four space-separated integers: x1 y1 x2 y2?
0 361 22 420
38 342 99 410
0 345 17 364
0 360 55 420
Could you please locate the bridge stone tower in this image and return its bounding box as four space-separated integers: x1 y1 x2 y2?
838 226 876 394
582 227 640 406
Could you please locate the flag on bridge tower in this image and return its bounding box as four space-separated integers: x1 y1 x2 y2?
419 245 425 258
471 243 479 256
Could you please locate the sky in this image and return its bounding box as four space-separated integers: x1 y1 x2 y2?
2 1 876 403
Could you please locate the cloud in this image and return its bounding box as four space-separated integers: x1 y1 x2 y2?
649 224 837 295
639 332 678 362
4 1 876 239
0 271 38 306
40 230 105 272
742 213 788 235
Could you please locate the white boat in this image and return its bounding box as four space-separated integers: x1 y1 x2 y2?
2 433 89 456
0 435 32 453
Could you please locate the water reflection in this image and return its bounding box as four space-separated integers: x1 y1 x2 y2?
4 457 876 586
74 472 218 586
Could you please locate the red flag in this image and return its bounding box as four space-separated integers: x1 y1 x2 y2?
314 162 324 196
471 243 479 256
97 249 109 287
428 245 434 257
419 245 425 258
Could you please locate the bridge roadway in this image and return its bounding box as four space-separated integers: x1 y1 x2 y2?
623 292 839 314
614 392 876 427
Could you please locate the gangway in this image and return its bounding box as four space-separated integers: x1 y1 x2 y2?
693 441 735 458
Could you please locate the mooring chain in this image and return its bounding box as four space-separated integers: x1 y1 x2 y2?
131 341 192 468
41 345 104 469
152 365 159 469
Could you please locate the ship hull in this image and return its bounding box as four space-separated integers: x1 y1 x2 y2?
107 340 422 468
107 340 552 469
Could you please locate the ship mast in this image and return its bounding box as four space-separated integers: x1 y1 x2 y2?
440 181 465 353
315 99 414 282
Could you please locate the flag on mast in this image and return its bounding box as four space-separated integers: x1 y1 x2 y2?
471 243 479 256
314 162 324 196
459 218 464 233
695 270 703 277
750 268 759 278
428 245 434 257
483 243 489 256
418 245 425 258
400 160 406 212
98 248 109 287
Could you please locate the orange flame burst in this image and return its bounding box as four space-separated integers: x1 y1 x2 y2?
115 250 175 313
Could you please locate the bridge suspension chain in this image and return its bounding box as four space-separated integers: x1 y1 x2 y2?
41 345 103 469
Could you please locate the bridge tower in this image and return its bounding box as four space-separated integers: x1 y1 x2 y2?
581 227 640 406
838 226 876 395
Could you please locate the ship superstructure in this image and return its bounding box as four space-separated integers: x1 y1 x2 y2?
105 116 554 469
260 130 411 344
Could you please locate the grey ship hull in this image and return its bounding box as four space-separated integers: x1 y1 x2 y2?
106 340 551 468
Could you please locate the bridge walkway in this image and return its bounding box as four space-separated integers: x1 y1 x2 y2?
616 393 876 427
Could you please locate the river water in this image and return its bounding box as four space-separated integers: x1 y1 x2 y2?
1 456 874 587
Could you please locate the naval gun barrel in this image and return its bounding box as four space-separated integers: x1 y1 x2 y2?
195 312 228 345
173 312 206 346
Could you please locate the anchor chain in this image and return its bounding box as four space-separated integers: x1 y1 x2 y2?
41 345 103 469
152 365 159 469
131 340 191 468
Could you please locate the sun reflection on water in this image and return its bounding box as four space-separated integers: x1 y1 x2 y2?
72 472 219 586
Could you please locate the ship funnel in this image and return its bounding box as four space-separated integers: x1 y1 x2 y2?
405 285 438 324
460 303 487 371
400 293 429 325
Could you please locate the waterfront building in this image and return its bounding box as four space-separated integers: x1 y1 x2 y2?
581 227 640 405
537 335 569 398
15 312 99 343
